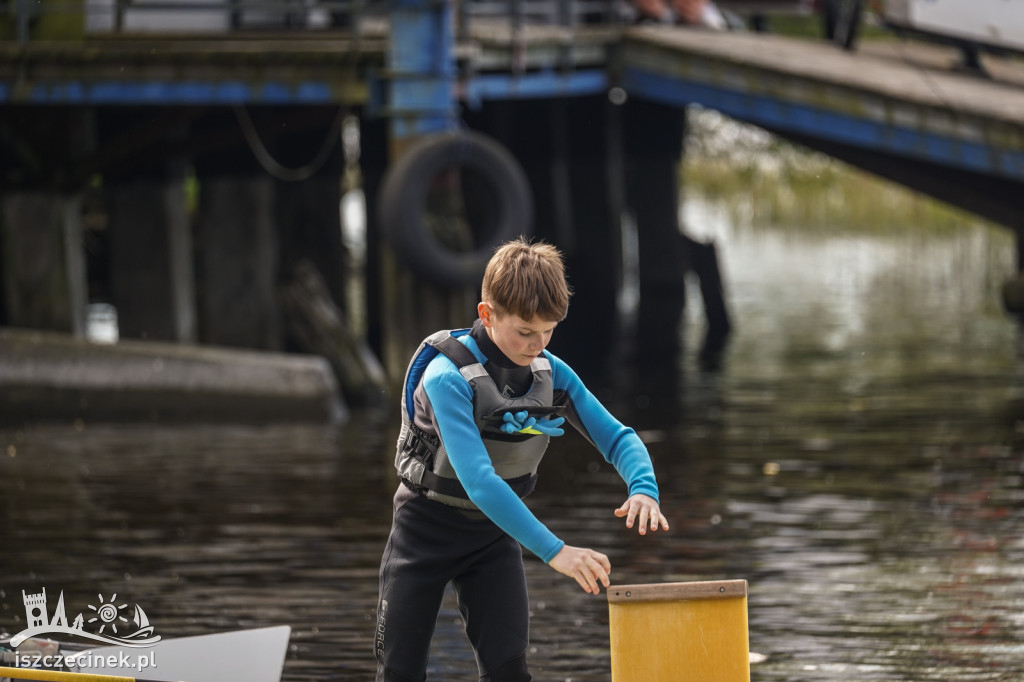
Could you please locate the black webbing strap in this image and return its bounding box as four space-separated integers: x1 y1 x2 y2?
431 334 479 369
415 469 538 500
401 422 439 459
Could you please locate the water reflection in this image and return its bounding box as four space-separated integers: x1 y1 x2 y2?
3 202 1024 681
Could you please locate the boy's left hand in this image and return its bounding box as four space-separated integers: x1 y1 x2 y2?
614 494 669 535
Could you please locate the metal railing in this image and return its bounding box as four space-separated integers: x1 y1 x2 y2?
2 0 624 45
461 0 621 27
3 0 386 43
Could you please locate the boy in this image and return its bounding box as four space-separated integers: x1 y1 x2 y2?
376 238 668 681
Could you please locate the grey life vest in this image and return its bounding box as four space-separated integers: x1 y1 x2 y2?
395 328 560 510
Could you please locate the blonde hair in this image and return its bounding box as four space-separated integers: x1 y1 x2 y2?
481 237 572 322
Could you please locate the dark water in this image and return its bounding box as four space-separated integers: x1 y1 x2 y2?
3 201 1024 681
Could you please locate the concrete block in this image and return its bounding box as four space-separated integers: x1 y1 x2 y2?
0 328 346 424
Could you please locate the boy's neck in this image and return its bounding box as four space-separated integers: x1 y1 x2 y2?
472 319 520 368
471 319 533 398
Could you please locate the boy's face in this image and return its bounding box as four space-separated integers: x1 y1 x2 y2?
478 302 558 367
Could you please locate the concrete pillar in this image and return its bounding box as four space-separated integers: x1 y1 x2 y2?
195 175 281 350
275 173 348 313
106 169 197 342
0 192 87 336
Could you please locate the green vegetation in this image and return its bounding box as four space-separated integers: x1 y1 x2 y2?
755 13 890 43
1 0 85 41
681 108 1000 235
681 156 987 234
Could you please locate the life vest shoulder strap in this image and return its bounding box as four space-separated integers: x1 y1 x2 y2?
429 332 479 370
402 328 474 420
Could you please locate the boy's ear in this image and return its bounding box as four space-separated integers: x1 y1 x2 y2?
478 301 493 327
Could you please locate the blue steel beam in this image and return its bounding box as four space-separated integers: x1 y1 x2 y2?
0 80 337 105
460 69 607 107
387 0 458 141
0 70 608 107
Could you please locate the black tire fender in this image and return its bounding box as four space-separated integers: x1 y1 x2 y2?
377 130 533 288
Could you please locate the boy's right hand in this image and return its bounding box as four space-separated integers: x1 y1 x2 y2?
548 545 611 595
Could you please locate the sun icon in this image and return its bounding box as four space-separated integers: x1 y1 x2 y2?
87 593 128 634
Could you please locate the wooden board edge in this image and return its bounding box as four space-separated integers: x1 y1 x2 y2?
607 579 748 604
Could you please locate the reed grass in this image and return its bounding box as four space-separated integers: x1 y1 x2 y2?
680 107 1001 236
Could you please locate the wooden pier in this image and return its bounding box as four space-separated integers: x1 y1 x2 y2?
621 26 1024 226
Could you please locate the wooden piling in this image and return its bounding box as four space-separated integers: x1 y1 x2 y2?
623 99 688 372
106 170 196 343
0 192 87 336
195 174 281 350
607 580 750 682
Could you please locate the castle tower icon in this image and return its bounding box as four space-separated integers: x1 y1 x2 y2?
23 588 47 628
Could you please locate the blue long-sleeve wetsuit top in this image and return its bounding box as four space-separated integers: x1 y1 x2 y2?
418 327 661 564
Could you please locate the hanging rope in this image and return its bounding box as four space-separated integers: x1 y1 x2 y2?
233 104 345 182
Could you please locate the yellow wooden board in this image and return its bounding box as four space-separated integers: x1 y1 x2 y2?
607 580 750 682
